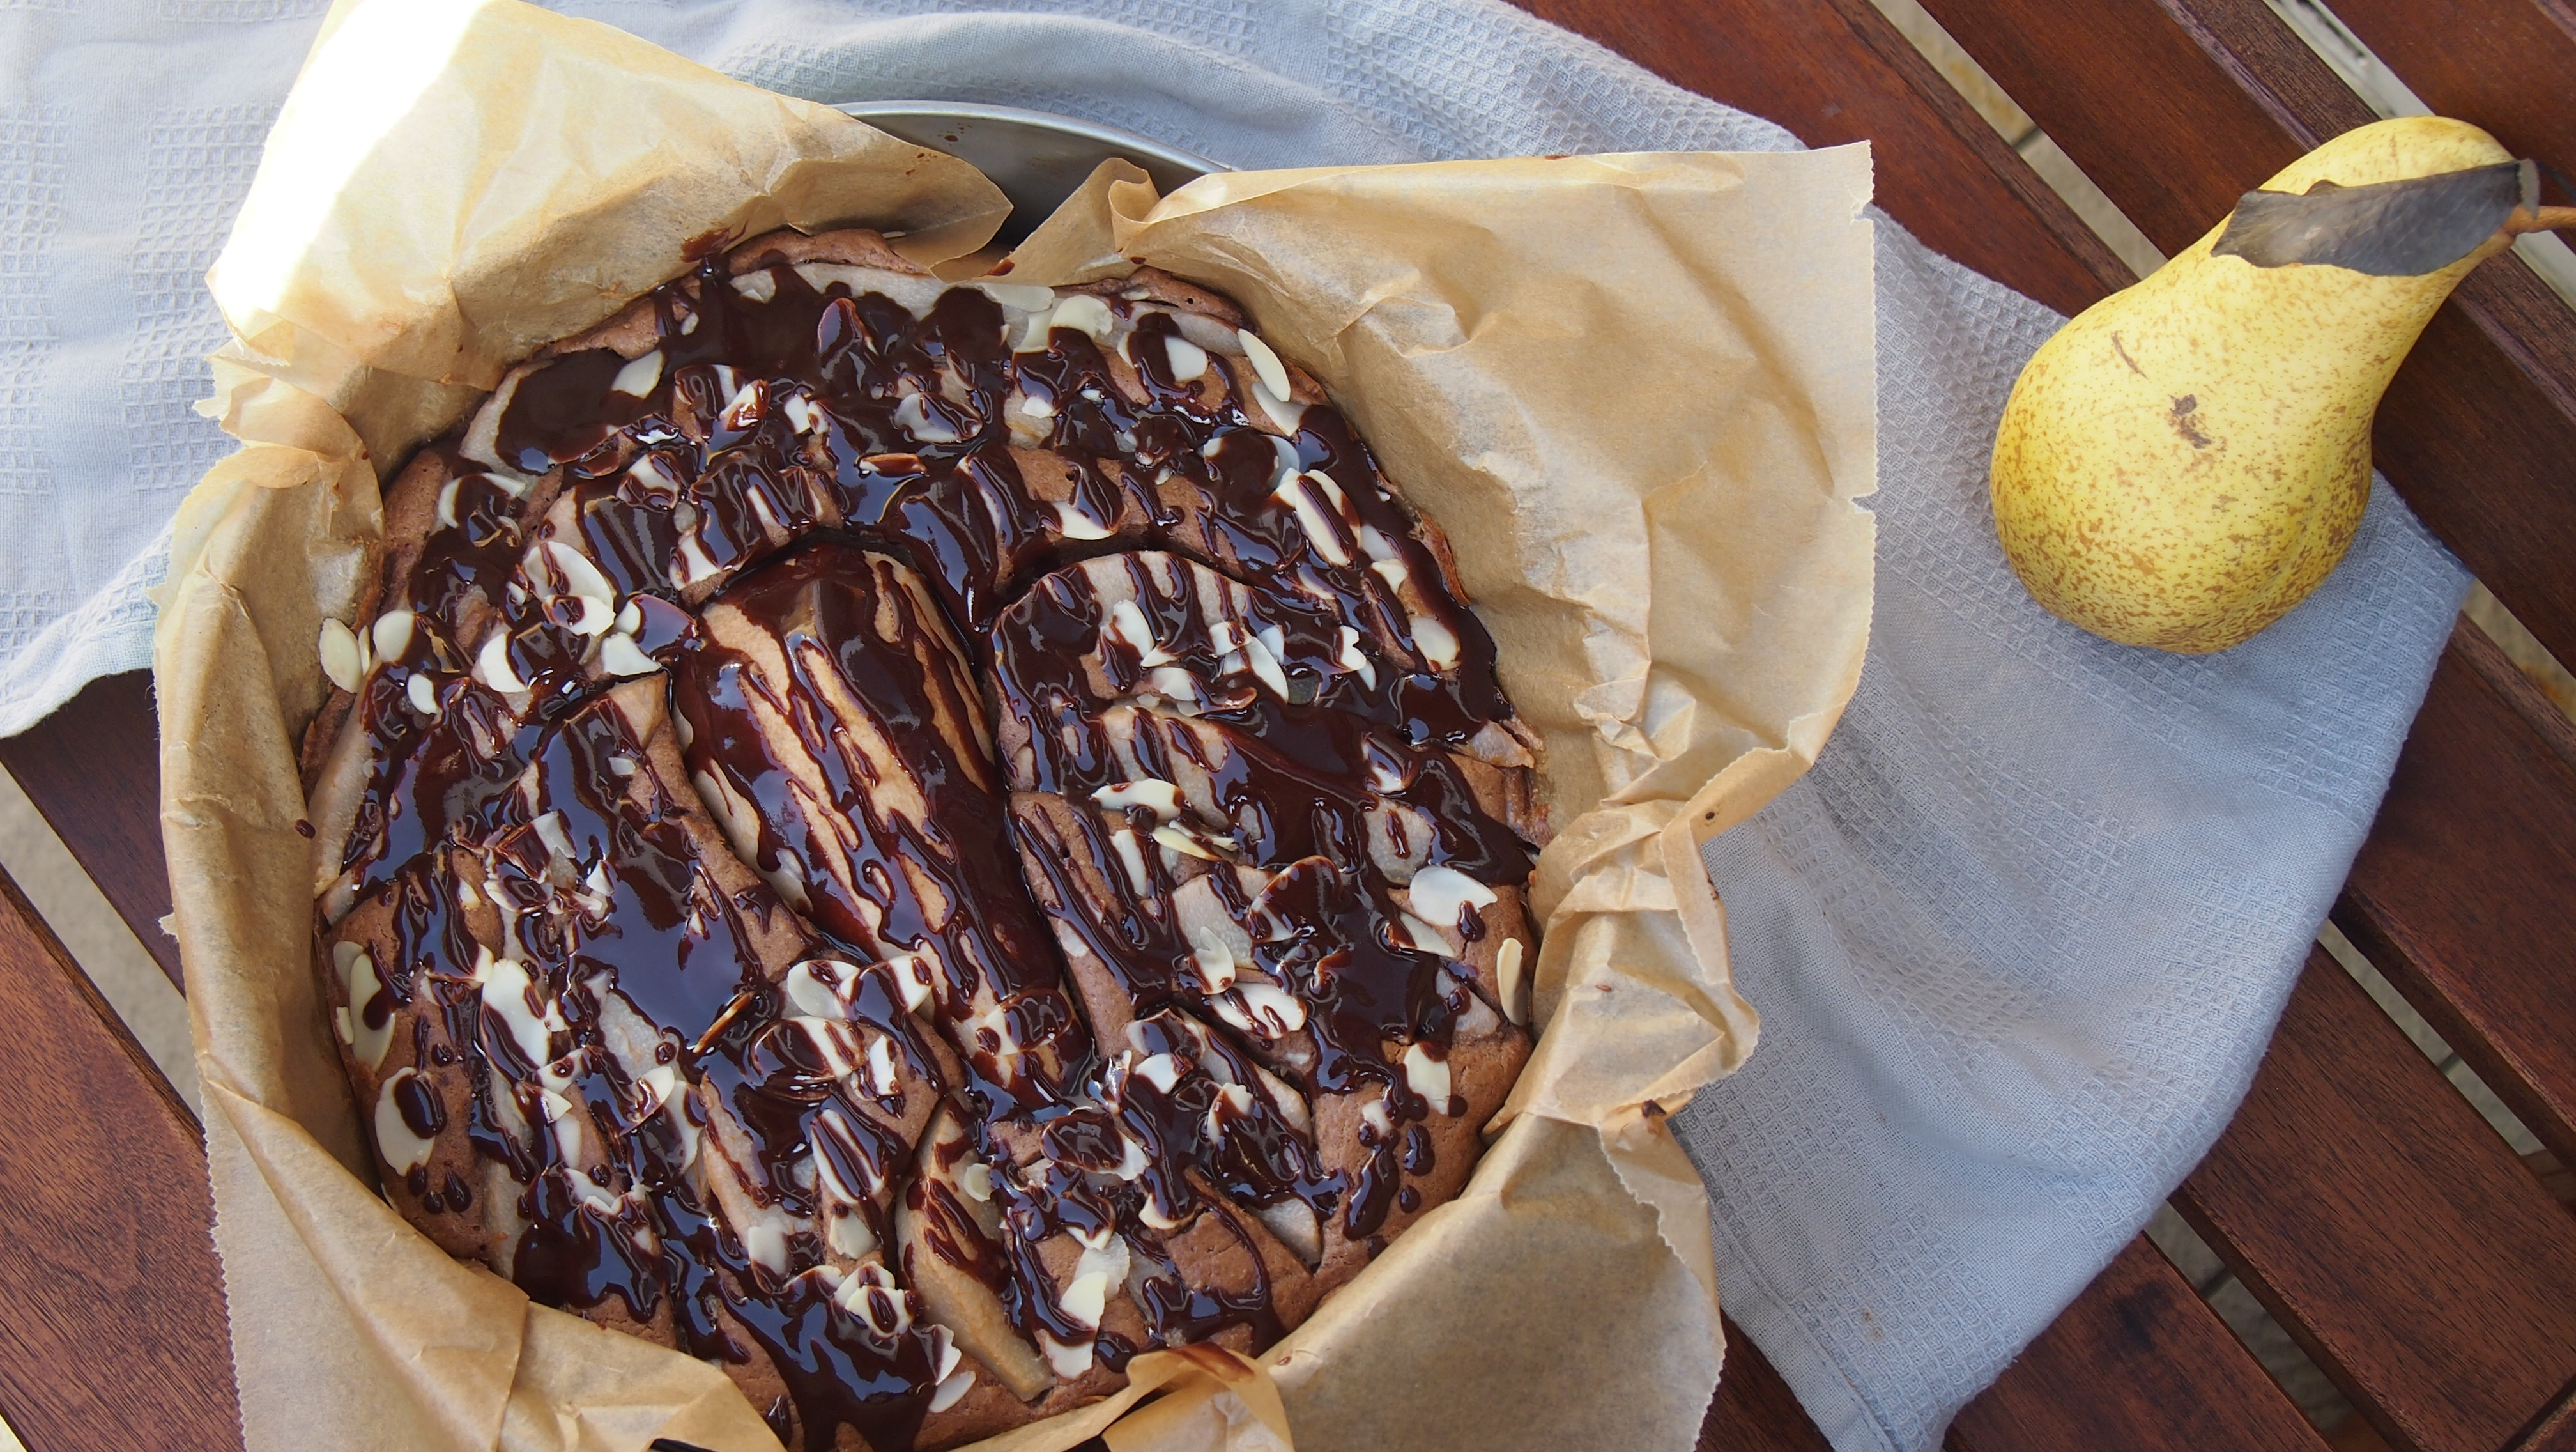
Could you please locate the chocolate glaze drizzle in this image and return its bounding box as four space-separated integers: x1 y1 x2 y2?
673 543 1094 1125
316 238 1540 1451
369 693 949 1452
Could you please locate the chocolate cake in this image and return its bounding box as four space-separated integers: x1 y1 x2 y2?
300 226 1548 1450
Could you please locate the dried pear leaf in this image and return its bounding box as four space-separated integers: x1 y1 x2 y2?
2214 158 2536 275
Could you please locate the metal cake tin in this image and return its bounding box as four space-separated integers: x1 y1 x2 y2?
835 101 1226 247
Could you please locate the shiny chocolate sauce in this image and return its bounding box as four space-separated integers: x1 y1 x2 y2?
673 543 1095 1125
369 693 948 1451
318 240 1538 1451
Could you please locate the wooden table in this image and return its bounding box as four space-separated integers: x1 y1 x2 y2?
6 1 2575 1448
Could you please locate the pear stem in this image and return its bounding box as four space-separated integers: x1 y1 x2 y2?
2504 206 2576 236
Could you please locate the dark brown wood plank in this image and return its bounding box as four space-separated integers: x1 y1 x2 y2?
0 861 238 1449
0 670 180 991
1915 0 2576 689
1910 0 2322 241
1701 1317 1835 1452
2323 0 2576 210
1945 1235 2331 1452
2172 949 2576 1452
1510 0 2131 316
2334 622 2576 1172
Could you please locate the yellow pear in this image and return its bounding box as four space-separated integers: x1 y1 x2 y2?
1989 117 2559 653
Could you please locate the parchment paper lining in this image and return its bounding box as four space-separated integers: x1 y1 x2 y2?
154 2 1876 1448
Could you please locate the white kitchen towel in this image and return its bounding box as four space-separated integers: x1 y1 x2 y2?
0 3 2469 1449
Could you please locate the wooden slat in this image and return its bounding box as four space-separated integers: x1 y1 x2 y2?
2322 0 2576 209
2172 949 2576 1452
1700 1317 1835 1452
1510 0 2131 316
0 861 238 1449
0 670 180 990
2335 622 2576 1171
1945 1235 2331 1452
1915 0 2576 684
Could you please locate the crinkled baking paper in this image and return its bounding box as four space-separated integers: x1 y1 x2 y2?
155 2 1876 1448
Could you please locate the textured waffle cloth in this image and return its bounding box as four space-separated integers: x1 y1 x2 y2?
2 2 2469 1448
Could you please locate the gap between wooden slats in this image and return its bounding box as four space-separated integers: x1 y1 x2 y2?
0 670 180 990
0 860 238 1450
2172 948 2576 1452
2511 1377 2576 1452
2336 622 2576 1172
1913 0 2576 691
